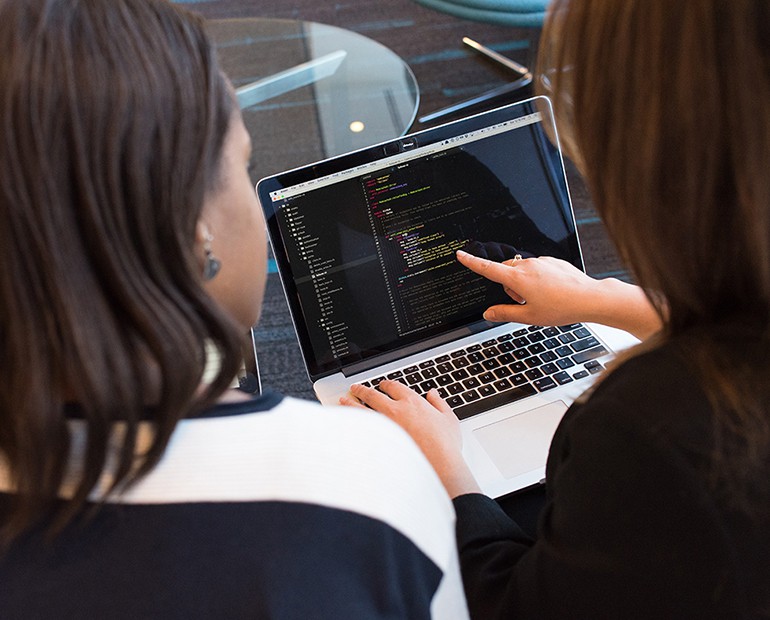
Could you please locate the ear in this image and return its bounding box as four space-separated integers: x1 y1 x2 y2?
193 220 212 275
195 219 211 248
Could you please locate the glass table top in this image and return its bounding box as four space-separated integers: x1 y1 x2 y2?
207 18 420 179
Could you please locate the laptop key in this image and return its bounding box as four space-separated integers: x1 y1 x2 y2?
386 371 404 380
462 389 481 403
494 378 512 391
437 362 454 374
463 377 481 389
467 363 484 375
573 370 589 379
554 371 573 385
534 377 558 392
437 374 453 386
558 324 582 332
510 361 527 373
541 351 557 362
498 353 515 364
574 327 591 339
419 360 435 368
497 333 514 342
450 350 467 358
482 358 500 370
557 358 576 370
572 346 609 364
494 366 512 378
482 339 497 347
479 384 496 397
479 372 496 384
405 373 422 385
451 369 469 381
437 387 449 398
543 327 560 337
447 382 464 395
420 379 438 392
483 346 500 358
524 356 542 368
513 328 528 337
453 357 470 368
525 368 544 380
572 336 600 352
541 363 559 375
467 352 485 363
511 373 528 386
403 366 419 374
435 354 451 363
586 361 604 374
421 367 439 379
466 344 482 353
556 345 573 357
453 384 537 420
497 341 514 352
447 395 464 408
513 348 529 360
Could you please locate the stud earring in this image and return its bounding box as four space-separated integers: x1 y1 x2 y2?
202 233 221 281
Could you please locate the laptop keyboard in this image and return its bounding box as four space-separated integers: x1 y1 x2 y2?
359 324 608 420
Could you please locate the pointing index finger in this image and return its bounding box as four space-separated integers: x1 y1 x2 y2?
456 250 520 285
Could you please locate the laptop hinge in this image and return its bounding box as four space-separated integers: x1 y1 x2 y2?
341 320 496 378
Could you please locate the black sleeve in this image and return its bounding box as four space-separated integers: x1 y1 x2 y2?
453 393 742 620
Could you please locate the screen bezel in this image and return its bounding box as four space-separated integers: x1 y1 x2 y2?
257 96 583 380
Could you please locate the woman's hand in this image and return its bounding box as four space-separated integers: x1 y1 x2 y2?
340 381 481 498
456 250 662 341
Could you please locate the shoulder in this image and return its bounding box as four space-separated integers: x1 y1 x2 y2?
2 395 468 619
562 340 710 443
537 337 766 615
114 395 457 572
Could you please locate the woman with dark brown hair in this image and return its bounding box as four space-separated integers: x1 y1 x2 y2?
345 0 770 617
0 1 468 616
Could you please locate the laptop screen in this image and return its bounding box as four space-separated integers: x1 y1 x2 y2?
258 97 582 379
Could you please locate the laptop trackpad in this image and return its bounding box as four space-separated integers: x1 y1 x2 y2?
472 401 568 479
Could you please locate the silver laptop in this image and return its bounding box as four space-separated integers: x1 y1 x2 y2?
257 96 637 498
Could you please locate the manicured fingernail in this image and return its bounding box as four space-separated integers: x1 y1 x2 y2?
456 250 470 258
483 309 496 321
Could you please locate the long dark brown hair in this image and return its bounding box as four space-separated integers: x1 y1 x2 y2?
538 0 770 510
0 0 243 542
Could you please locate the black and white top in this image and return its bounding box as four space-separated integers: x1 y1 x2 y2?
0 392 469 619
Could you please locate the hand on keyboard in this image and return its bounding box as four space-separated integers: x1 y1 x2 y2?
340 380 481 498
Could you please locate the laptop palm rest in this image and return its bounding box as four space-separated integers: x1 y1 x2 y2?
473 401 568 479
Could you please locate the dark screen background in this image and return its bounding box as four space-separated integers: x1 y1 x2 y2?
267 119 580 376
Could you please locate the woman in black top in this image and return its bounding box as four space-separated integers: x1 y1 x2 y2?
344 0 770 617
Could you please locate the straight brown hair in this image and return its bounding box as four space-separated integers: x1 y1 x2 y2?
0 0 242 543
538 0 770 511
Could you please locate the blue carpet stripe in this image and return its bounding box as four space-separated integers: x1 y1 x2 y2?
592 269 631 280
351 20 415 33
575 216 602 226
408 39 529 65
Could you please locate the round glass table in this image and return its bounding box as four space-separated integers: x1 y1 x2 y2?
207 19 420 178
